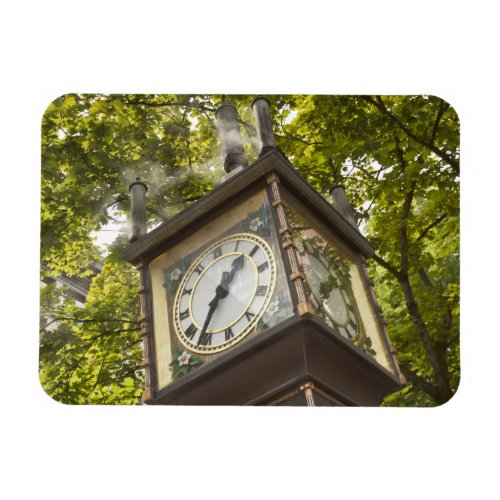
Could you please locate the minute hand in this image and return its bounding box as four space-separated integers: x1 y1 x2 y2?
197 253 245 346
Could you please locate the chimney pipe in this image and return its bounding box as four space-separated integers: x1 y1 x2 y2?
329 183 358 228
129 177 148 243
252 96 276 155
215 103 248 173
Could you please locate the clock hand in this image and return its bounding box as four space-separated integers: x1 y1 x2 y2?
197 253 245 346
211 253 245 301
220 253 245 287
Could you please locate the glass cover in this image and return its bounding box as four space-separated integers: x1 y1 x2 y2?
149 188 294 389
282 190 394 373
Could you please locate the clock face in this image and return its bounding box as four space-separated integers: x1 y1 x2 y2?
173 233 277 354
302 239 362 342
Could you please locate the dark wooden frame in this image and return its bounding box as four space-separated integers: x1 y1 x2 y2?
148 315 401 406
123 150 404 405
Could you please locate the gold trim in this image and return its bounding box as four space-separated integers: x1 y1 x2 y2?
301 383 316 406
297 302 314 316
266 172 280 184
289 271 305 281
267 382 345 406
173 233 277 355
141 388 152 403
138 313 146 323
137 285 145 294
267 387 302 405
309 384 346 406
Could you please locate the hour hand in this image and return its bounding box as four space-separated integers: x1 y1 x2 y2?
220 254 245 288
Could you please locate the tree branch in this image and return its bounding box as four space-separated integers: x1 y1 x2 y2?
361 96 459 175
122 99 216 114
372 254 403 279
415 213 447 242
86 347 111 400
399 365 441 402
430 98 449 145
65 336 101 396
46 314 138 325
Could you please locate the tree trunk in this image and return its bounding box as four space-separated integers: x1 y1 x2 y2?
399 274 453 403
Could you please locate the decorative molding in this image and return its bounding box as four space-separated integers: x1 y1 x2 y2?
136 264 153 403
122 151 374 265
282 238 296 250
267 381 345 406
267 386 302 406
266 172 280 184
139 324 148 337
309 383 346 406
289 271 305 281
139 359 150 368
267 172 312 321
301 382 315 406
141 387 152 404
297 302 314 317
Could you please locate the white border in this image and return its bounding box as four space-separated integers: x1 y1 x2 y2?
4 1 497 499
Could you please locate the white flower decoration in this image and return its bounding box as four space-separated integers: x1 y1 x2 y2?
249 217 263 232
267 300 280 316
177 351 191 366
170 268 182 281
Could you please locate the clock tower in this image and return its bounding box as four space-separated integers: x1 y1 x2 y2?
123 97 405 406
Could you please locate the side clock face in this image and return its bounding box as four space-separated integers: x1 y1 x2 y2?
302 240 362 342
173 233 276 354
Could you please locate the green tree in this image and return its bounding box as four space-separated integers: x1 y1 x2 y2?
40 94 459 405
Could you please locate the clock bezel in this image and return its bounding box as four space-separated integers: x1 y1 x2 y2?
304 246 363 340
172 232 277 355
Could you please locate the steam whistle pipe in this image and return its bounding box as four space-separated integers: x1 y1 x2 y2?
215 103 248 173
129 177 148 243
251 96 276 155
329 183 358 228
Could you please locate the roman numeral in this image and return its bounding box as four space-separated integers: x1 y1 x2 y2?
225 327 234 341
342 327 353 339
179 309 189 321
197 331 212 346
234 240 240 251
185 323 197 340
256 285 268 296
213 247 222 259
309 293 320 309
182 288 192 296
245 311 255 321
257 261 269 273
332 324 342 337
195 264 204 275
249 244 259 257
